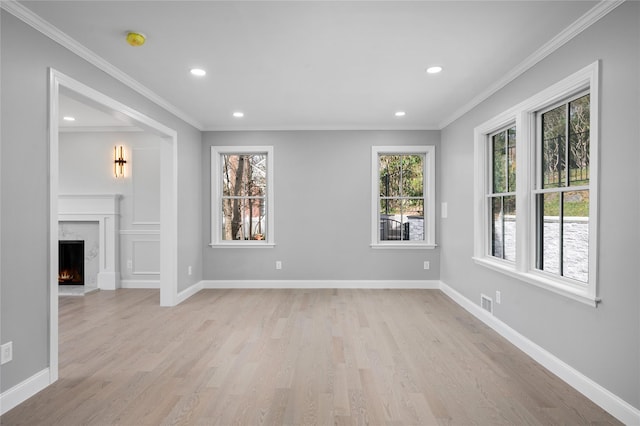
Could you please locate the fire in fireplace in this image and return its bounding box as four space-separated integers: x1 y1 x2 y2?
59 240 84 285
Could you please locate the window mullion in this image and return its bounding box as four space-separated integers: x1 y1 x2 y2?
559 191 564 277
500 196 506 258
516 111 531 273
564 103 570 187
504 129 509 192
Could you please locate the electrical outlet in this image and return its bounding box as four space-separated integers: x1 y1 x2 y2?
275 261 282 270
127 259 133 270
423 261 430 270
188 266 192 276
441 202 448 219
1 342 13 365
496 291 501 304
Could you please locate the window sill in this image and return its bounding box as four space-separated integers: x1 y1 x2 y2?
472 256 599 307
209 242 275 248
371 243 437 250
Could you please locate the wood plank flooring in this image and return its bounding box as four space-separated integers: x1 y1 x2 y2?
2 289 620 425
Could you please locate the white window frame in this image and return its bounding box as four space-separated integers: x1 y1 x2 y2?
210 146 275 247
473 61 599 306
371 145 436 249
487 124 518 262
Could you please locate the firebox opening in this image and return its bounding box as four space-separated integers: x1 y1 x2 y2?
59 240 84 285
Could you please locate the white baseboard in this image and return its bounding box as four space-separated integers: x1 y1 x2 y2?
176 281 204 305
439 280 640 426
199 279 441 290
0 368 50 415
120 280 160 289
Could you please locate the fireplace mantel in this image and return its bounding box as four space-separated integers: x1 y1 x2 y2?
59 194 121 290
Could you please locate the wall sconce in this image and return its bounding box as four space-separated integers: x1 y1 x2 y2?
114 145 127 178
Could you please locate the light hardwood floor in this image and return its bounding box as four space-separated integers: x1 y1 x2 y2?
2 289 619 425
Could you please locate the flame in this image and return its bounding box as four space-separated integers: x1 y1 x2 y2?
58 269 77 282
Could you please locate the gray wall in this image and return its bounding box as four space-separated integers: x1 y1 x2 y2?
203 130 441 281
440 3 639 409
0 11 203 392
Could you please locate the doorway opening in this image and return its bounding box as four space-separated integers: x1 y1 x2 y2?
48 69 179 384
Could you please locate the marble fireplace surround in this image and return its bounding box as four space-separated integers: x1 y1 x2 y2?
58 195 121 290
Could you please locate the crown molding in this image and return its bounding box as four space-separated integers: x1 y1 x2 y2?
59 126 143 133
438 0 625 129
1 0 204 130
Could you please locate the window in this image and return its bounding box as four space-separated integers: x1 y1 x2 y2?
210 146 274 247
535 93 590 282
371 146 435 248
489 126 517 261
474 61 599 306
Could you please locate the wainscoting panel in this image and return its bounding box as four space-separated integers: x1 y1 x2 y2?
132 240 160 275
119 230 160 286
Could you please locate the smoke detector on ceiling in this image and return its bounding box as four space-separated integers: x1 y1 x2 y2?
126 32 146 47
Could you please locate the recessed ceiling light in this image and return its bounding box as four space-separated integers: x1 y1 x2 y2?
190 68 206 77
426 66 443 74
233 112 244 118
395 111 406 117
63 116 76 121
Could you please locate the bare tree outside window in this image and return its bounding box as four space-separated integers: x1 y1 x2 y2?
221 154 267 241
537 93 590 283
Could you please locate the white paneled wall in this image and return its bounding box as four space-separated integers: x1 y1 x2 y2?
59 131 161 288
121 147 161 288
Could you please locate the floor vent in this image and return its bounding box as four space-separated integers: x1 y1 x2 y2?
480 294 493 314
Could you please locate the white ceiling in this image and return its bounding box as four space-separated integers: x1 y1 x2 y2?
22 1 599 131
59 92 141 131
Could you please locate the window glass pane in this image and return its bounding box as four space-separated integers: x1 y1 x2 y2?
503 195 516 262
401 155 423 197
379 200 424 241
542 105 566 189
491 197 503 258
538 192 560 274
222 154 247 196
507 127 516 192
569 95 590 186
405 199 424 241
492 132 506 193
379 155 401 197
221 198 267 241
249 154 267 195
379 199 403 241
222 154 267 197
376 148 430 245
563 190 589 283
379 197 401 217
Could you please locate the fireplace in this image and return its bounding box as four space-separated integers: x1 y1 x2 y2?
59 240 84 285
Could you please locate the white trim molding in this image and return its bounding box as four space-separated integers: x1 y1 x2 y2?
210 146 275 247
176 281 205 305
439 1 623 128
439 281 640 426
120 280 160 289
371 145 436 248
0 368 50 416
49 69 179 394
0 1 202 130
473 61 600 306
